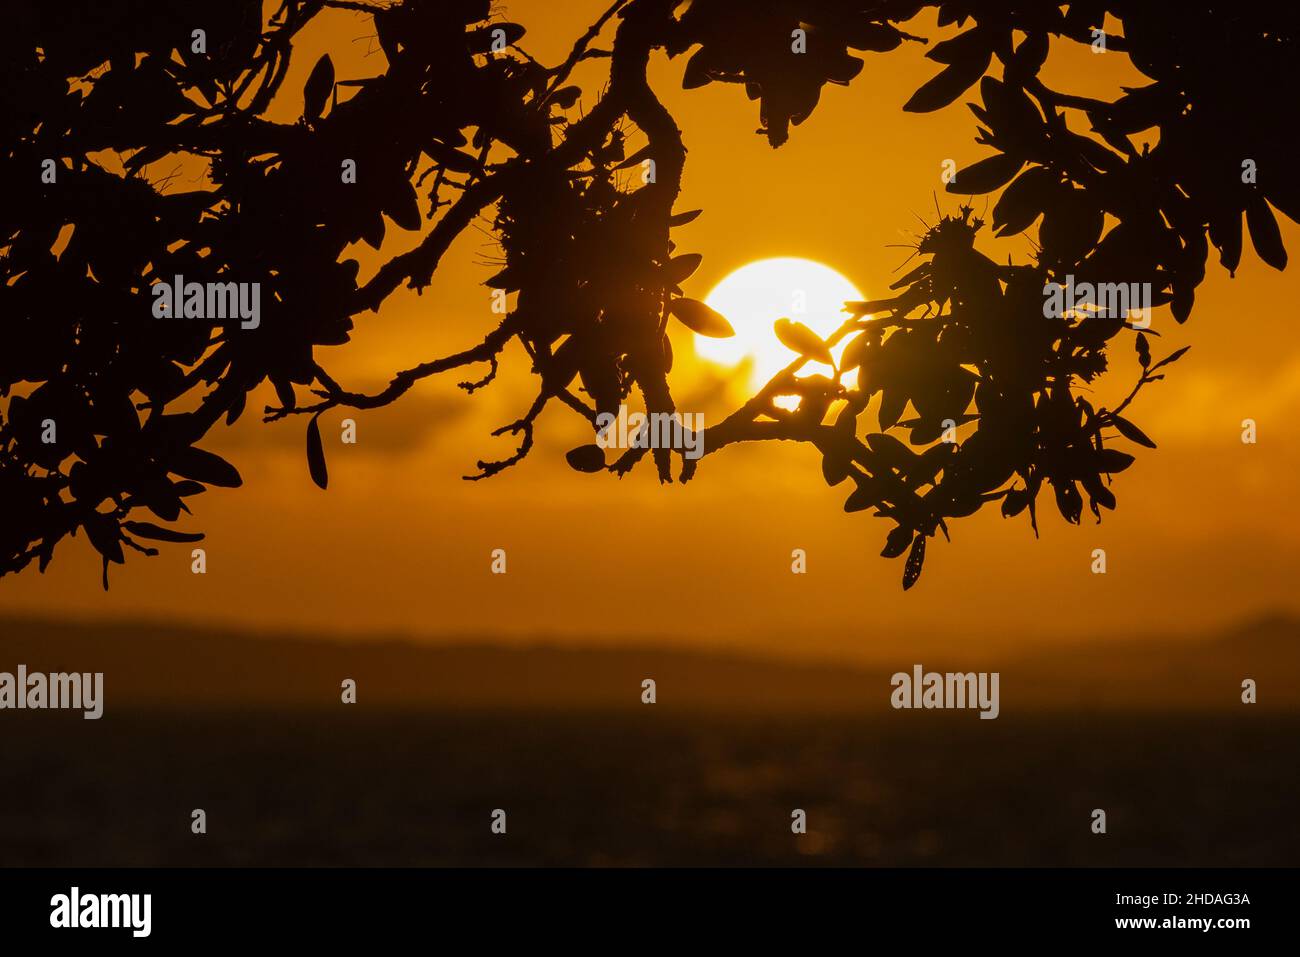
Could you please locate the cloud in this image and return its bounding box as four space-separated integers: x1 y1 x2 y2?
207 382 471 459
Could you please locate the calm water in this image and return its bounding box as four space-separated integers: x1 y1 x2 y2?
0 711 1293 866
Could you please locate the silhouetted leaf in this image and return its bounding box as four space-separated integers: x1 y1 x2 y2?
1150 346 1190 371
822 449 851 486
1096 448 1135 473
847 22 904 52
123 521 204 543
774 319 833 364
682 49 712 89
307 414 328 490
84 514 124 565
902 533 926 590
1054 480 1083 524
844 481 877 512
566 444 606 473
303 54 334 123
384 179 422 231
1001 486 1030 517
1007 32 1048 77
845 298 897 318
1039 191 1104 266
947 153 1022 194
1246 194 1287 270
1084 475 1116 512
904 48 991 113
878 389 908 430
1209 209 1243 275
866 432 916 469
882 524 913 558
925 28 987 65
170 447 242 488
1105 83 1182 135
663 253 703 285
1170 280 1194 324
840 332 873 372
468 23 525 54
992 166 1055 235
549 86 581 109
669 298 734 337
1111 415 1156 449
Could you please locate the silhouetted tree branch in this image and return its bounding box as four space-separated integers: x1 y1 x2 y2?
1 0 1295 589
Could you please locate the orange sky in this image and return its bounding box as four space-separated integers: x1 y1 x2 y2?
5 3 1299 663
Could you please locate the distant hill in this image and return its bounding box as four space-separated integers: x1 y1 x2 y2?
1001 613 1299 711
0 614 1294 712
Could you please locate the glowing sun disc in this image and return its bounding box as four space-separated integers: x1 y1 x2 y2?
698 257 863 391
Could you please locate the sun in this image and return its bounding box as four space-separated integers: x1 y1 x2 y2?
698 257 864 391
